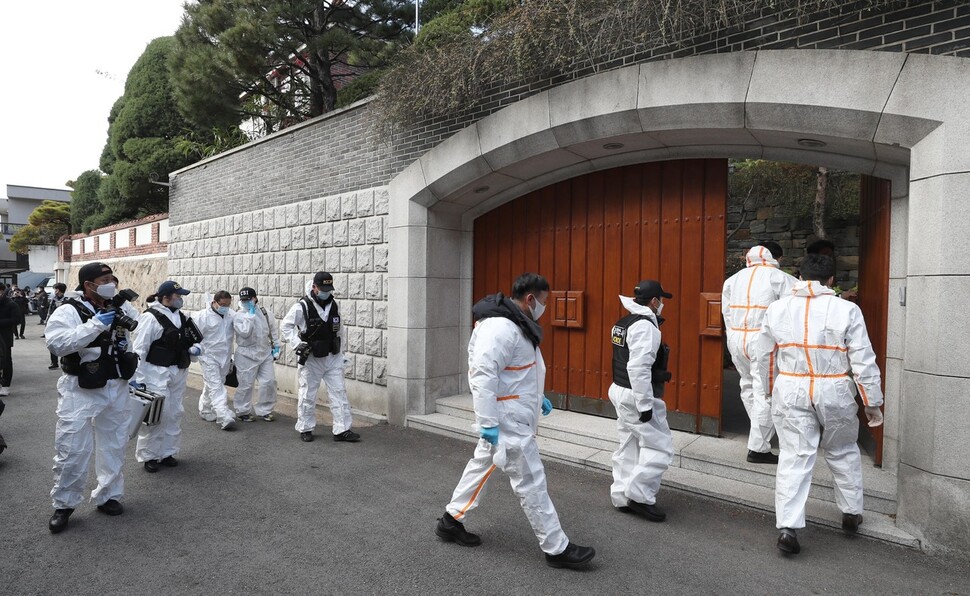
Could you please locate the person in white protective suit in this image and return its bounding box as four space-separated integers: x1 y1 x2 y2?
194 290 238 430
435 273 595 570
45 263 139 533
722 242 797 464
608 280 674 522
133 281 202 473
280 272 358 443
750 253 884 555
233 287 280 422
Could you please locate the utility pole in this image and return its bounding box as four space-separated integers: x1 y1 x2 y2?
416 0 420 34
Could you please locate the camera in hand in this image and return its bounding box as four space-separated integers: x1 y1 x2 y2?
105 289 140 332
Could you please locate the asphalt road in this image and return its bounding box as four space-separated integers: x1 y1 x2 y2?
1 318 968 595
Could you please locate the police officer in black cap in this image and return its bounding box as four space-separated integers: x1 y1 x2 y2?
45 262 136 532
607 280 674 522
280 272 359 443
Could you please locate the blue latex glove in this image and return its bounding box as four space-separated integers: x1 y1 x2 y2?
188 345 202 356
272 346 281 359
94 310 115 326
541 397 553 416
479 426 499 445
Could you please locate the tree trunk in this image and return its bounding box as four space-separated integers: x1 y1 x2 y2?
309 6 338 117
814 166 828 239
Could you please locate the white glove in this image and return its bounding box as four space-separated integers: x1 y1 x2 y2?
865 406 884 427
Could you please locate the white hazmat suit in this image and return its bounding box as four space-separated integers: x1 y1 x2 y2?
194 301 237 429
751 280 884 530
46 298 130 509
133 303 197 463
444 314 569 556
722 246 796 454
280 282 351 435
608 295 673 508
233 304 279 417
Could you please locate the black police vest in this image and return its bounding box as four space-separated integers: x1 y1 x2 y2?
299 296 341 357
611 314 670 390
59 299 113 376
145 309 192 369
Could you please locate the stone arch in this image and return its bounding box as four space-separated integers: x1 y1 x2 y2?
387 49 970 553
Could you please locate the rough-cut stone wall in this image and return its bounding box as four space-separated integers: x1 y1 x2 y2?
168 187 390 414
727 206 861 286
67 257 168 313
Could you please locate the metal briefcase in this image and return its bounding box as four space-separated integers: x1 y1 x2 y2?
127 384 166 441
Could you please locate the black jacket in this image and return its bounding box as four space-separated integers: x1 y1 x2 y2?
472 292 543 348
0 296 20 346
11 294 28 316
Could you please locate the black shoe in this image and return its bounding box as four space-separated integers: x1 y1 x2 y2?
0 432 6 455
19 336 25 339
842 513 863 533
0 399 5 418
626 499 666 522
545 542 596 569
333 430 360 442
97 499 124 516
48 364 59 370
301 431 314 442
144 460 160 473
747 450 779 464
49 508 74 533
435 512 482 547
238 414 256 422
160 456 178 467
777 528 801 554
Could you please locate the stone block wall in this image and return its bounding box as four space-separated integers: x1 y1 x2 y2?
168 187 390 415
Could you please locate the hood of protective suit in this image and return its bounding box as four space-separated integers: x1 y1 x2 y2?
619 295 660 323
791 280 835 297
746 245 780 268
472 292 543 347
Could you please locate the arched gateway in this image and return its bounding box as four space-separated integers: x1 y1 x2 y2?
388 50 970 554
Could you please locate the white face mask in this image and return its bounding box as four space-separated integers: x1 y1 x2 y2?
529 295 546 321
94 282 117 299
171 297 184 310
655 300 664 316
217 305 230 316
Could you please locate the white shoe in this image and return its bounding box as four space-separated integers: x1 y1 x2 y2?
220 418 236 431
199 412 217 422
0 387 9 396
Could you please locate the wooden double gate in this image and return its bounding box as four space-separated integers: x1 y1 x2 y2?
473 159 891 450
473 159 728 435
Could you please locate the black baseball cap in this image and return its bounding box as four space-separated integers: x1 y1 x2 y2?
76 262 113 291
157 281 191 296
239 287 257 300
634 280 672 302
313 272 334 291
